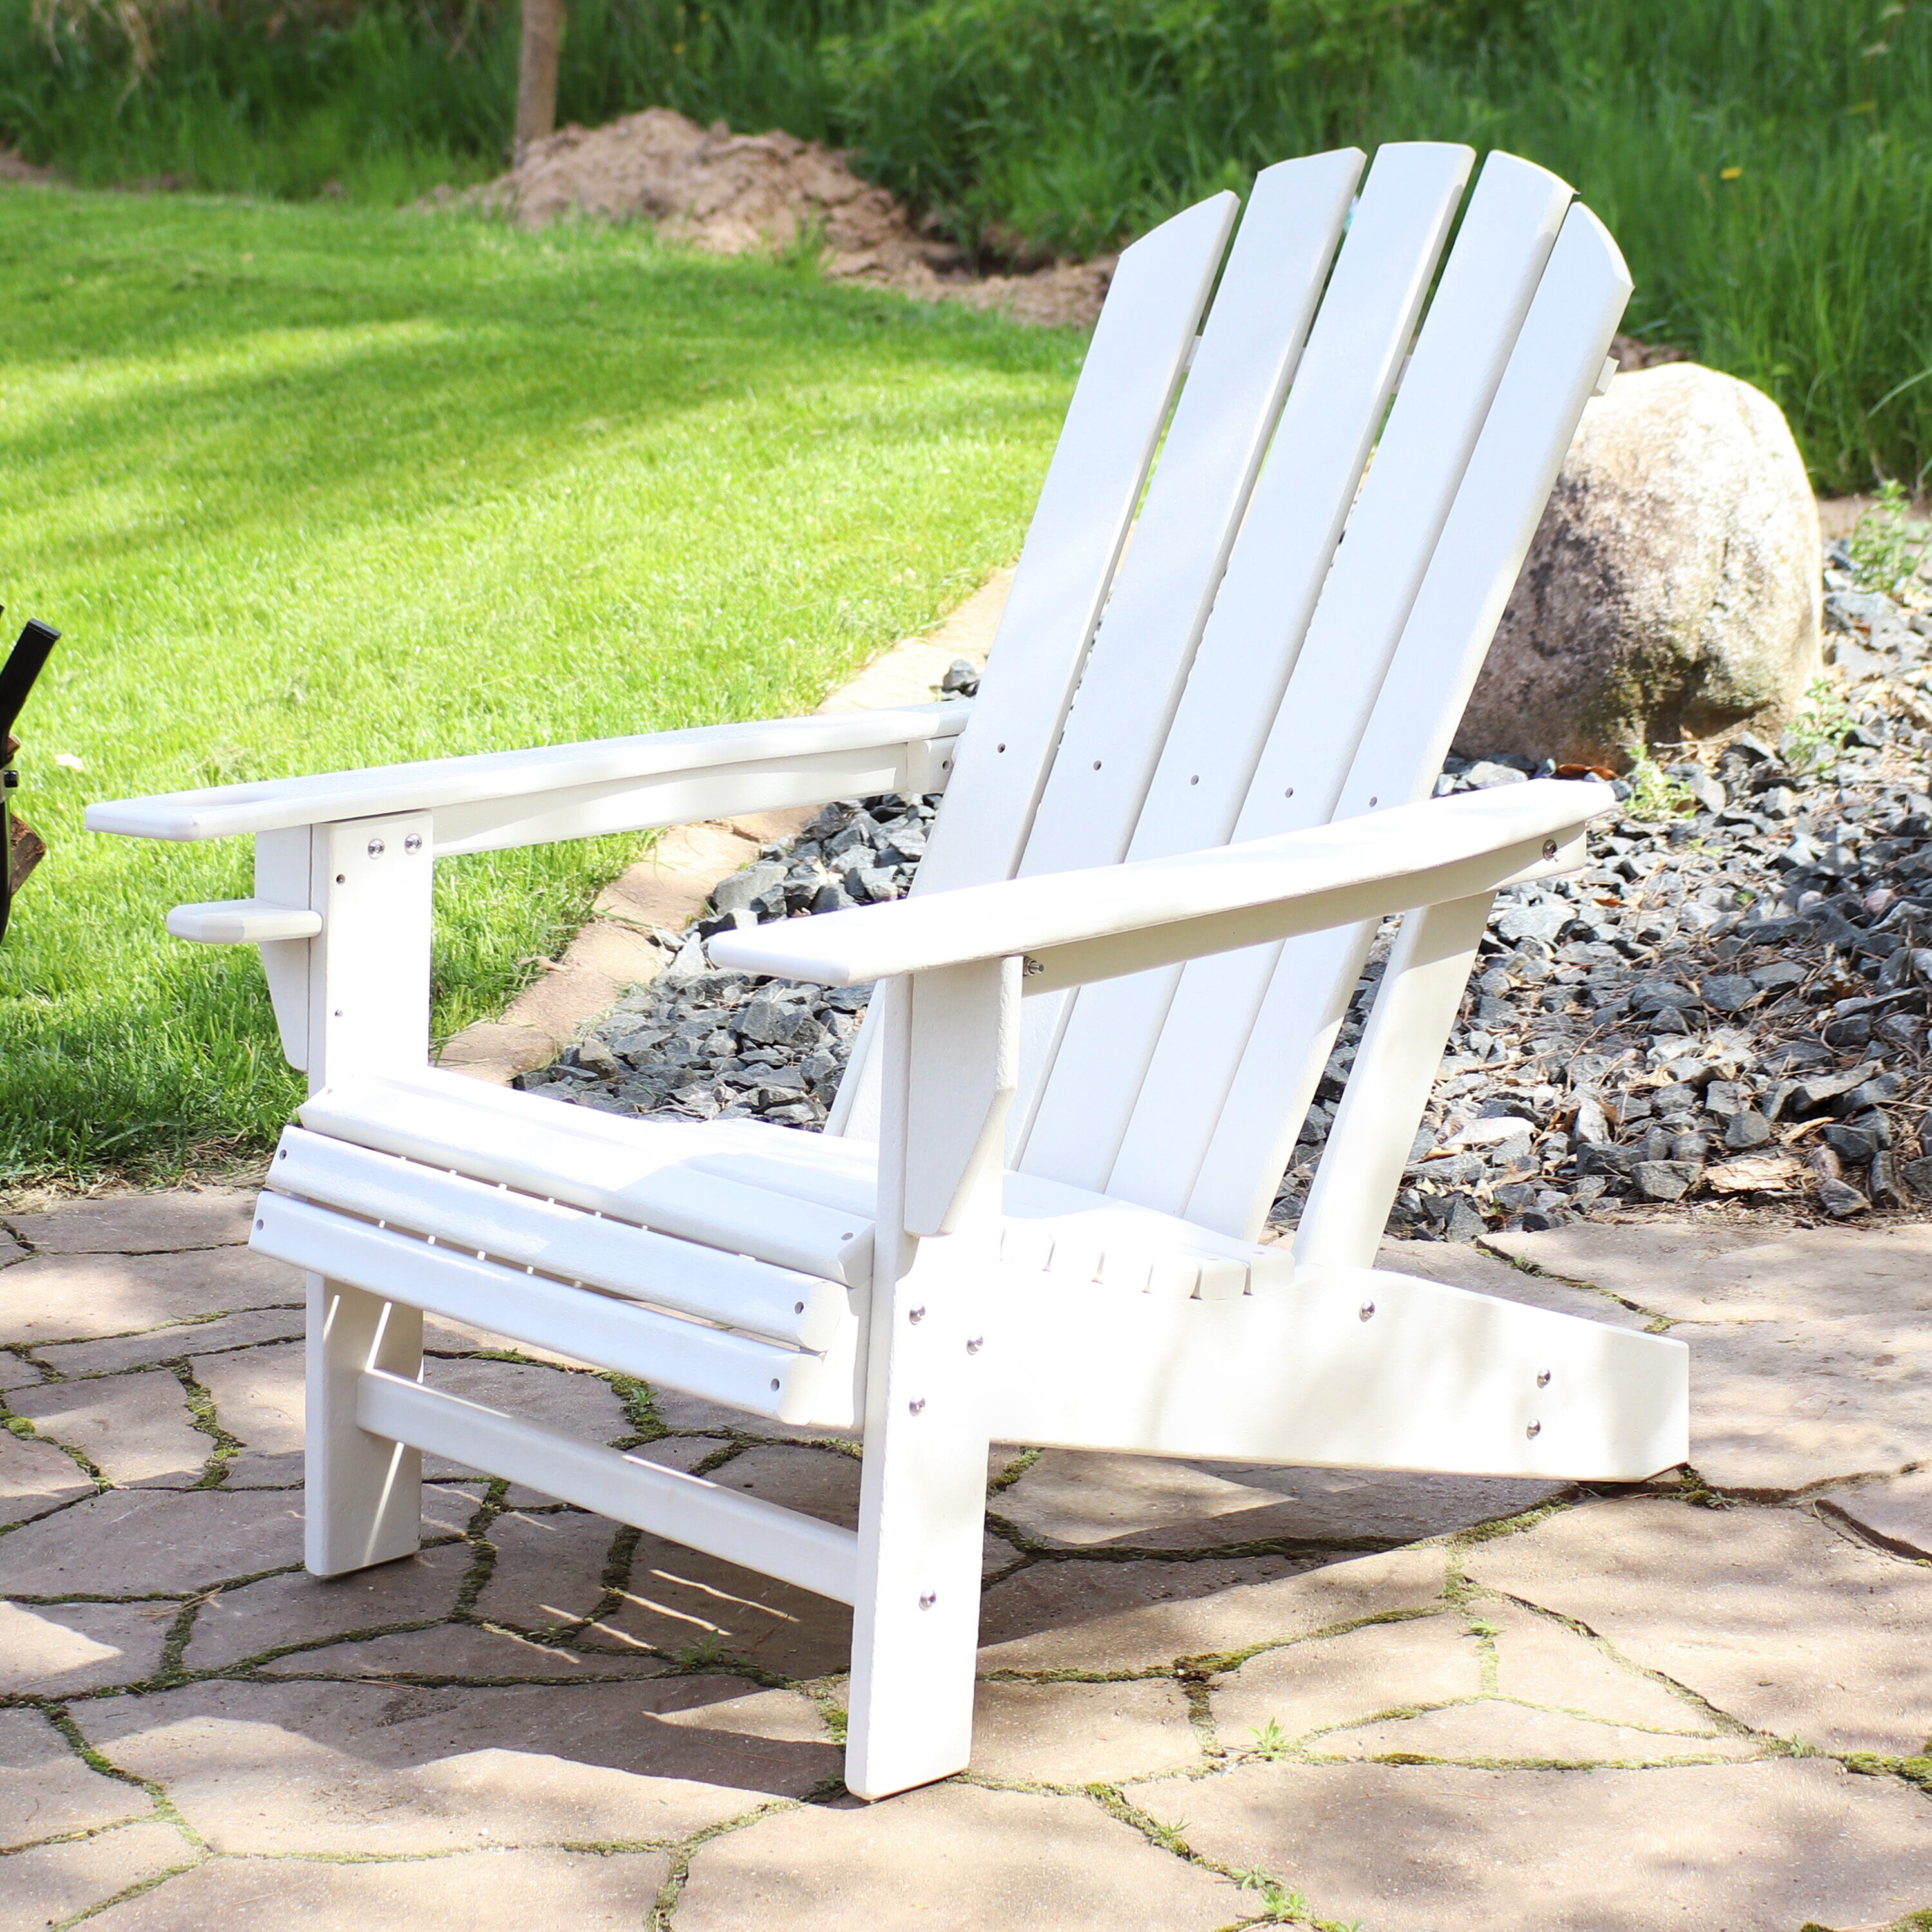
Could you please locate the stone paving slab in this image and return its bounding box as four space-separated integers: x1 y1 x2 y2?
0 1596 173 1696
78 1675 839 1855
0 1423 96 1523
980 1546 1449 1674
1487 1221 1932 1492
998 1448 1564 1551
11 1367 214 1488
1464 1498 1932 1756
184 1540 475 1670
965 1678 1202 1786
0 1706 158 1843
674 1783 1242 1931
1487 1220 1932 1325
1823 1468 1932 1560
0 1249 302 1350
31 1306 307 1379
1129 1759 1932 1932
1311 1698 1761 1765
0 1487 305 1597
84 1846 672 1931
1 1186 1927 1929
1 1189 254 1255
3 1823 192 1932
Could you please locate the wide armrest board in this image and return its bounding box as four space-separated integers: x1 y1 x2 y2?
87 703 967 846
710 779 1611 990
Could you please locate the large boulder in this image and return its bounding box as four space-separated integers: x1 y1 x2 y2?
1457 363 1821 769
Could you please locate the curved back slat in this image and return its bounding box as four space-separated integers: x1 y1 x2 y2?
1015 142 1476 1185
832 146 1631 1249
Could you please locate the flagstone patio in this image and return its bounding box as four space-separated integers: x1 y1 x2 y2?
1 1189 1927 1931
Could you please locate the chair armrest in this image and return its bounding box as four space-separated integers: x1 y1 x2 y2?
709 779 1612 992
86 703 969 857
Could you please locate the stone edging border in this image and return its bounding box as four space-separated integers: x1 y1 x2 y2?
434 568 1014 1086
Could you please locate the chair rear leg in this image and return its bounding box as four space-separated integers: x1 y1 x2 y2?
305 1273 423 1576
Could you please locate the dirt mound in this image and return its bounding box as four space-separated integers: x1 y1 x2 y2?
443 108 1110 328
0 147 57 185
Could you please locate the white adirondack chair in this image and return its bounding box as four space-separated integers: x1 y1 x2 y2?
91 144 1690 1801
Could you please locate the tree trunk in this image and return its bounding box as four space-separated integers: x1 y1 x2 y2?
514 0 564 162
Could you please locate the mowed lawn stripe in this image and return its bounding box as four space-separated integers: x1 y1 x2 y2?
0 188 1075 1182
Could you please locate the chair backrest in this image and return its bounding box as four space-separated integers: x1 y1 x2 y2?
831 144 1631 1242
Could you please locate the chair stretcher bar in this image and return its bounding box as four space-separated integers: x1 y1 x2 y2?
358 1370 858 1603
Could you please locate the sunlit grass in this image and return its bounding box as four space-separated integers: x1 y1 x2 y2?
0 187 1075 1184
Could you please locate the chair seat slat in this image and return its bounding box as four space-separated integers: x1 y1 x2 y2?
269 1125 851 1349
301 1068 876 1289
253 1193 840 1425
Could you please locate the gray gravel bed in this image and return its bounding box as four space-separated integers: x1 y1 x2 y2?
522 560 1932 1237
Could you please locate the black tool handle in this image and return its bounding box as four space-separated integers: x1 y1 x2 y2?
0 618 60 750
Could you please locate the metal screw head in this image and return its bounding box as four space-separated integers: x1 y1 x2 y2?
1526 1419 1542 1439
907 1305 925 1325
1359 1300 1376 1321
918 1591 937 1609
1022 956 1043 977
1537 1370 1552 1388
367 837 385 857
965 1336 983 1355
403 832 423 854
908 1397 925 1414
1542 838 1558 861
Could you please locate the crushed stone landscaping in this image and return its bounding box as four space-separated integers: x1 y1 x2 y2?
524 535 1932 1249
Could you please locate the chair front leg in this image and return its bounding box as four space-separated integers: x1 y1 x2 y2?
292 810 435 1574
844 960 1018 1801
305 1276 424 1575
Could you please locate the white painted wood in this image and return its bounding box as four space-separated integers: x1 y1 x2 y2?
1293 893 1497 1272
978 1262 1689 1481
903 958 1021 1238
166 898 322 944
254 825 316 1071
305 1273 423 1577
1018 144 1475 1188
1006 149 1363 1162
305 811 434 1094
1186 199 1634 1236
253 1193 849 1427
357 1370 858 1601
911 195 1237 904
431 733 961 859
709 781 1604 987
844 973 1003 1799
665 1120 1293 1299
301 1069 876 1289
1018 153 1362 884
86 704 967 846
1107 154 1578 1224
269 1126 851 1349
829 194 1240 1149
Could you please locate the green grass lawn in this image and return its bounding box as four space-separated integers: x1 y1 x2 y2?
0 187 1076 1187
